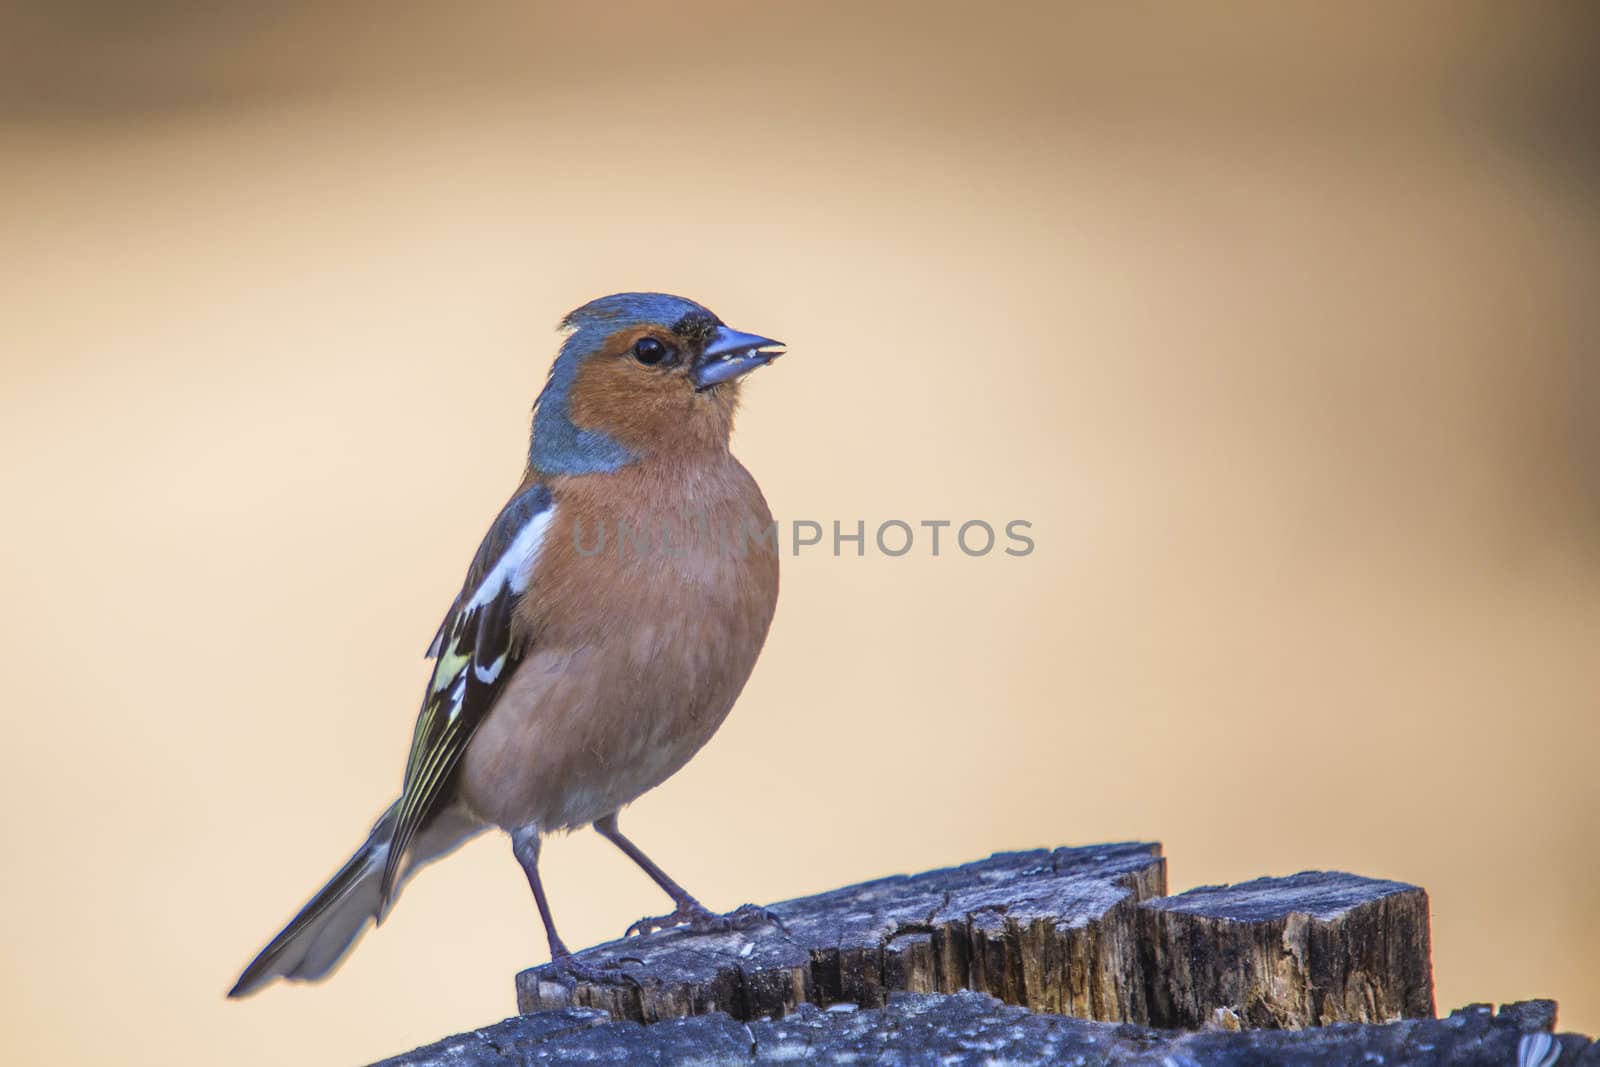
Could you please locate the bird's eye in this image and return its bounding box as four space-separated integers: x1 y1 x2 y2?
632 337 670 366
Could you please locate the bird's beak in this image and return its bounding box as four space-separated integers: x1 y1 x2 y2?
691 326 786 391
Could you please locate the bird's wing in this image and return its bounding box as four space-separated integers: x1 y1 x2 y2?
379 479 555 909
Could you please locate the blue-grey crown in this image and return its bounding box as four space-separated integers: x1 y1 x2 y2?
528 293 717 475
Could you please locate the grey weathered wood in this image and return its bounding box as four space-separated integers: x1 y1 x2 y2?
1140 870 1436 1028
372 992 1594 1067
518 843 1167 1022
515 844 1433 1031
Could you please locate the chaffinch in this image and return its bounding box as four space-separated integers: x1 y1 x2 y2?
230 293 786 996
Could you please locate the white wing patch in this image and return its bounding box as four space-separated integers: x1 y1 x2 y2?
466 505 554 612
431 504 555 706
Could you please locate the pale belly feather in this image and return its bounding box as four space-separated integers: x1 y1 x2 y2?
457 501 778 832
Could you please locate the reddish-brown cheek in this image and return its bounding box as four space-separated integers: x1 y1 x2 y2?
566 354 698 452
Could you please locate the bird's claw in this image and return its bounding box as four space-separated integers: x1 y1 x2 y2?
624 904 708 938
625 902 786 938
718 903 788 936
546 952 636 987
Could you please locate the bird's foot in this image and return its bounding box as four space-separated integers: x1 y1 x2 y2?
625 902 786 938
703 903 787 936
545 950 635 986
624 902 708 938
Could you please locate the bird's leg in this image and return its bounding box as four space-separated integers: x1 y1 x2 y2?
591 814 710 922
510 825 627 983
593 813 784 938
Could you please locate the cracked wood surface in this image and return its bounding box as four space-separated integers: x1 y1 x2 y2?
514 843 1433 1030
372 993 1592 1067
1141 870 1435 1027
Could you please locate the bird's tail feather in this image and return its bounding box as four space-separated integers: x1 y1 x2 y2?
228 802 482 998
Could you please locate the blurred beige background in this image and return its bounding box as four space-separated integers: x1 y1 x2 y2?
2 3 1597 1064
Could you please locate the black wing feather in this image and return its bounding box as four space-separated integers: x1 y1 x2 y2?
379 481 553 908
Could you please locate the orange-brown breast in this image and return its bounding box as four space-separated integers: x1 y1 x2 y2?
456 451 779 832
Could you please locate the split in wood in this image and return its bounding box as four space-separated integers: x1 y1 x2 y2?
515 843 1435 1030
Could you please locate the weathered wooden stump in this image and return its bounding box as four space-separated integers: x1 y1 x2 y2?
1141 870 1435 1028
369 844 1587 1066
516 843 1433 1030
374 995 1593 1067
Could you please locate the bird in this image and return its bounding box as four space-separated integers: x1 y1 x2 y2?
229 292 787 997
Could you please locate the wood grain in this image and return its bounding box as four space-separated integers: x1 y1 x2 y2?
515 844 1434 1030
